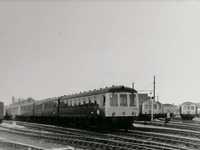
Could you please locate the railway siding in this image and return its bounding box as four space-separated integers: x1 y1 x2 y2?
1 121 182 150
4 120 200 150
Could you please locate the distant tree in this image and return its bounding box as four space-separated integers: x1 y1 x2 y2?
26 97 35 102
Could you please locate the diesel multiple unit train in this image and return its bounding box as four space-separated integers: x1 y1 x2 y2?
5 85 200 129
179 102 197 120
6 86 139 129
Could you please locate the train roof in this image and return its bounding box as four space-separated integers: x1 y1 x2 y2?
35 97 58 105
142 99 162 105
35 85 137 103
61 85 137 99
8 85 137 106
181 101 196 105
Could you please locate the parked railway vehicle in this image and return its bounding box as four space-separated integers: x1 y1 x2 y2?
139 100 199 121
180 102 197 120
0 102 4 123
6 86 139 129
196 103 200 117
138 93 180 121
139 99 164 120
162 104 179 119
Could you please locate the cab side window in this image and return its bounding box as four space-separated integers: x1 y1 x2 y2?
110 93 118 106
103 95 106 106
120 94 127 106
191 106 194 110
129 94 136 106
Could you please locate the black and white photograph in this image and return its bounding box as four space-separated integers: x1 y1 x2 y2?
0 0 200 150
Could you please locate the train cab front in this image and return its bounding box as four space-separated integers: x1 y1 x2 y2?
104 91 139 129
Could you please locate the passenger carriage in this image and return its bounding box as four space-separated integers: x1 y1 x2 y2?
139 99 163 120
58 86 139 129
180 102 197 120
162 104 179 119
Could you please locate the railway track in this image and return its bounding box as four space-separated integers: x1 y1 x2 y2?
0 121 164 150
116 130 200 150
171 119 200 127
134 123 200 140
3 120 195 150
136 120 200 132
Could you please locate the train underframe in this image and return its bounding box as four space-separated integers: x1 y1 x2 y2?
15 115 136 130
138 113 167 121
180 114 195 120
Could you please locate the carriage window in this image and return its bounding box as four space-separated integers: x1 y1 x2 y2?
72 100 74 106
191 106 194 110
154 104 157 109
87 97 90 104
65 100 68 104
91 97 94 104
103 95 106 106
74 100 77 106
120 94 127 106
65 100 68 106
77 99 80 106
80 98 83 105
81 97 86 105
129 94 136 106
94 96 96 102
110 93 118 106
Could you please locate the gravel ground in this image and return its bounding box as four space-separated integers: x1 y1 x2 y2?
0 126 78 150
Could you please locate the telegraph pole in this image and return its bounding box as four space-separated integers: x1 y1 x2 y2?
151 76 156 121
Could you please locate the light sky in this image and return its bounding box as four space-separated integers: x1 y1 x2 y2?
0 1 200 105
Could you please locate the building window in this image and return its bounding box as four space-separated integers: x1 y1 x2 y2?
120 94 127 106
